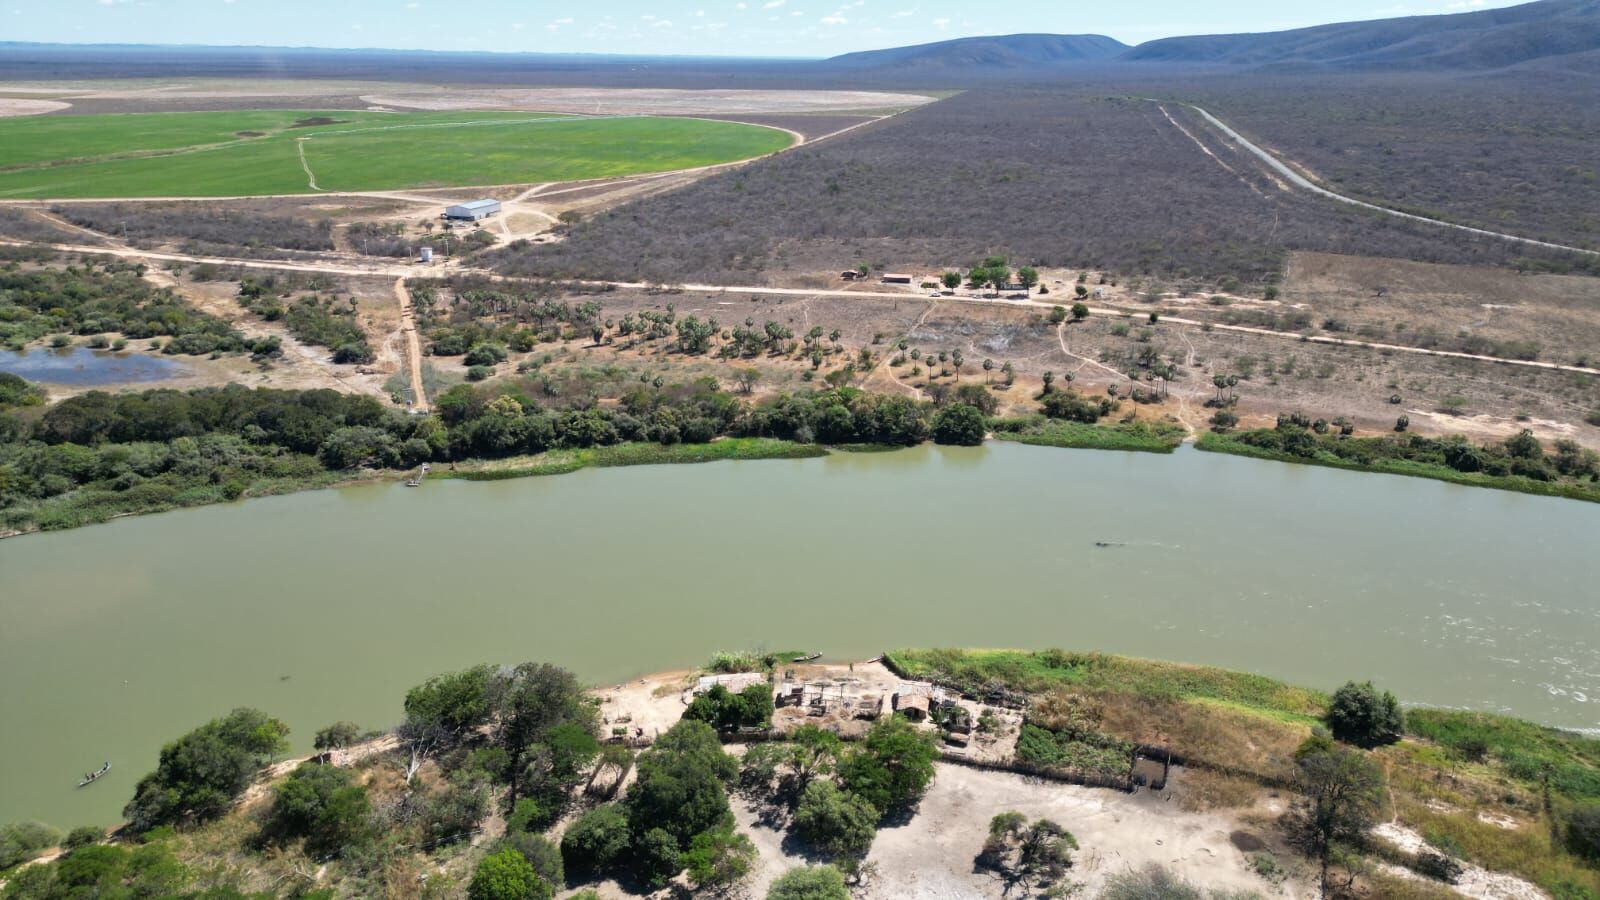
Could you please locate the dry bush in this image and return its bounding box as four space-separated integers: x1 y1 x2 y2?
1177 769 1265 812
1091 690 1308 784
1029 688 1105 736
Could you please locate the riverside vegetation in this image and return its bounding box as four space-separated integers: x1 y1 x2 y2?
3 650 1599 899
5 363 1597 534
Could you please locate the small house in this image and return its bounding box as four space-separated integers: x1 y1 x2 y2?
840 270 862 281
881 273 914 284
893 691 930 720
999 283 1029 293
444 199 502 222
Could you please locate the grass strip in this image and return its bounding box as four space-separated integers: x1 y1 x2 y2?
1197 432 1600 504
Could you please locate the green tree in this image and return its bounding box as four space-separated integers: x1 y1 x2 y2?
794 780 878 858
1071 302 1090 321
497 832 564 886
684 823 758 891
270 763 372 857
1048 305 1068 324
468 847 552 900
1017 267 1039 290
1041 371 1056 394
627 720 738 846
313 722 362 751
496 662 599 800
124 708 289 831
1287 738 1386 898
941 272 962 290
399 665 496 779
636 827 683 888
933 404 986 447
1326 681 1404 748
560 804 631 876
838 716 938 815
767 865 849 900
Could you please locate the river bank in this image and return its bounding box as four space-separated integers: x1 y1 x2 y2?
8 650 1594 899
1198 430 1600 504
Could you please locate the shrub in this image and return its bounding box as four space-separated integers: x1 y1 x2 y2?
466 365 494 382
636 826 683 888
684 823 758 891
468 847 552 900
793 780 878 858
63 826 104 851
497 832 563 888
270 762 373 857
313 721 362 751
0 821 62 868
767 865 849 900
561 804 631 875
1326 681 1404 747
1567 804 1600 860
707 650 763 673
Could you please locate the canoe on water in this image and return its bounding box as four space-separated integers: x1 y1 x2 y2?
77 762 111 787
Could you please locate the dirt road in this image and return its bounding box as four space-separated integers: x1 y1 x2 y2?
1182 103 1600 258
392 278 428 411
10 238 1598 384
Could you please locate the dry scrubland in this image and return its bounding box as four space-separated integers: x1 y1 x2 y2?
490 90 1598 287
1182 74 1600 252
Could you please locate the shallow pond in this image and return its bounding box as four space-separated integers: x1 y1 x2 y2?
2 442 1597 825
0 345 188 386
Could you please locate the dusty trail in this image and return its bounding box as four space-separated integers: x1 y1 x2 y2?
392 278 428 411
14 238 1599 380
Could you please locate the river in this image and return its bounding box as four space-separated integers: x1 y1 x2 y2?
2 442 1597 826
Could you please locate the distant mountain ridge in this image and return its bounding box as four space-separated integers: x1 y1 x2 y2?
1124 0 1600 69
824 0 1600 73
822 33 1129 71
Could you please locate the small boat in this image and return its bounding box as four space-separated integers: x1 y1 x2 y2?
77 762 111 788
1094 541 1126 549
793 652 822 663
405 478 422 487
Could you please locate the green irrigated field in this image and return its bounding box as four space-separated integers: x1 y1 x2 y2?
0 110 794 199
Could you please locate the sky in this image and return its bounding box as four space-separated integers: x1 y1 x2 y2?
3 0 1533 57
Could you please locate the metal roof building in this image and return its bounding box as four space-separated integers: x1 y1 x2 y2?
444 199 502 221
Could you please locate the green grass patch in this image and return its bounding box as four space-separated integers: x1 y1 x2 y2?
1015 723 1134 777
1407 709 1600 800
0 112 793 199
1197 432 1600 504
994 420 1185 454
883 648 1325 718
449 438 825 481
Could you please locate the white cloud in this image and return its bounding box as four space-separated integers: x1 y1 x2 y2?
762 0 784 7
890 8 913 17
821 14 847 25
930 16 950 28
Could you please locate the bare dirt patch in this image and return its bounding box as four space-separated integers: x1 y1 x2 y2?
0 98 71 117
358 87 934 116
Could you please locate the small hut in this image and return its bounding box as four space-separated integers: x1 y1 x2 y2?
893 691 930 721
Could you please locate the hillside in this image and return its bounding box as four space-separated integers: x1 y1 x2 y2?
1125 0 1600 69
821 33 1128 71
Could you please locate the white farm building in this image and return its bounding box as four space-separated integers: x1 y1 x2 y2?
444 199 501 222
